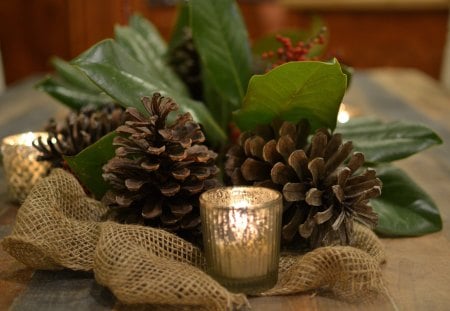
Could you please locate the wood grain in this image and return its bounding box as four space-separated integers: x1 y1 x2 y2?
0 0 71 84
0 1 448 84
280 0 450 10
0 198 34 309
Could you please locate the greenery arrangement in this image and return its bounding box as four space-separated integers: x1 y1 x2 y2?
36 0 442 246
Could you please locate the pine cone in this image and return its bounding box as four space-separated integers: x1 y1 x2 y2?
102 93 219 242
225 120 381 248
169 28 202 100
33 104 126 168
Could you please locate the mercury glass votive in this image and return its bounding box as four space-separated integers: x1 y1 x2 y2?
200 186 282 294
1 132 51 202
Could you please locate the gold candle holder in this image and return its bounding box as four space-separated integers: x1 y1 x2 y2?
200 186 282 294
1 132 51 203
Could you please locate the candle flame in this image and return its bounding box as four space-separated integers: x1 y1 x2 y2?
338 103 350 124
2 132 49 147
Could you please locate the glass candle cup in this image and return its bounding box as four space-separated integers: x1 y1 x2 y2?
1 132 51 203
200 186 282 294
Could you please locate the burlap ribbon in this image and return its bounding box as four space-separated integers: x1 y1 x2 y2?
2 169 387 310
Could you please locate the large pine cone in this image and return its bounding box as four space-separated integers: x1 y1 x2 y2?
225 120 381 248
102 93 219 242
33 104 125 168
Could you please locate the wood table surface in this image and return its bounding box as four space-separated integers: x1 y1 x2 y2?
0 69 449 310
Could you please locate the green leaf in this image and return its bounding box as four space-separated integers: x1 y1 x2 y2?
35 77 112 110
189 0 252 122
234 60 346 131
64 132 116 199
115 25 188 95
202 76 229 129
129 13 167 57
372 165 442 236
337 117 443 163
51 57 103 93
72 39 226 145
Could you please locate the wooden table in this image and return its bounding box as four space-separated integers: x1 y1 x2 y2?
1 69 449 310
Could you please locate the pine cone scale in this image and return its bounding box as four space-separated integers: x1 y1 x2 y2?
345 178 382 196
262 140 283 164
324 141 353 175
141 161 160 171
271 162 296 185
282 182 306 202
282 206 303 240
241 158 271 181
305 188 323 206
313 205 333 224
125 179 146 191
169 201 193 217
288 150 308 181
142 200 163 219
308 158 325 186
276 135 296 160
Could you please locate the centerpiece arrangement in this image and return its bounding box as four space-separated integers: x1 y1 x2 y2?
2 0 442 309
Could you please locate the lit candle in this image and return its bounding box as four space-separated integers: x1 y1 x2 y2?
200 187 282 294
337 103 350 124
1 132 51 202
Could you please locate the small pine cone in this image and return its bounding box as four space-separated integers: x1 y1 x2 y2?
102 93 219 241
225 121 381 248
169 27 202 100
33 104 126 168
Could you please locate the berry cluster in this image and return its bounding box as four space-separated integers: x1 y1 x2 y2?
262 27 327 71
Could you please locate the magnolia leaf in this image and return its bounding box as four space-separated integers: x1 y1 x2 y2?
72 39 169 114
234 60 346 131
115 25 188 95
337 117 443 163
51 57 103 93
372 165 442 236
64 132 116 199
129 13 167 57
189 0 252 124
72 39 225 145
35 77 112 110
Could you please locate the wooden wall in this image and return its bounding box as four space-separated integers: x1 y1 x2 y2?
0 0 448 85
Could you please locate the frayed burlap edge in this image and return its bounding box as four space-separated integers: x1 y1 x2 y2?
2 169 388 310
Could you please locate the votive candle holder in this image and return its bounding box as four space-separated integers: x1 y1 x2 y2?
200 186 282 294
1 132 50 202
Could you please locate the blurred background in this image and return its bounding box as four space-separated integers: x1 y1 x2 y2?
0 0 449 91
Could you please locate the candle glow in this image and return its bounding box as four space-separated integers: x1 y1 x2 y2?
1 132 51 202
200 187 282 294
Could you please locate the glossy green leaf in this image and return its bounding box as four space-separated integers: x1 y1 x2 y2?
72 39 226 145
372 165 442 236
337 117 443 163
129 13 167 57
202 75 229 129
115 25 188 95
189 0 252 121
64 132 116 199
35 77 112 110
51 57 102 93
234 60 346 131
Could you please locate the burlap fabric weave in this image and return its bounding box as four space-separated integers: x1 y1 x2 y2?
2 169 387 310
